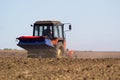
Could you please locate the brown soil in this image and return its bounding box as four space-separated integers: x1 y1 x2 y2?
0 50 27 57
74 51 120 58
0 50 120 80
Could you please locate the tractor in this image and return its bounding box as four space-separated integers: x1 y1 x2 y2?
17 20 72 58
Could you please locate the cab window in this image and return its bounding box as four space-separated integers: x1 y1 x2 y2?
54 26 59 38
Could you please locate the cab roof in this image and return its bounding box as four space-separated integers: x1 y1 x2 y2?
34 21 62 26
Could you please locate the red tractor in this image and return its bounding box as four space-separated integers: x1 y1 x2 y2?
17 20 72 58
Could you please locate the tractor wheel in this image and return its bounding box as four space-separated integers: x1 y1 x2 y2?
55 42 65 58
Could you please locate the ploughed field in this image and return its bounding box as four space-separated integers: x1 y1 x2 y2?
0 50 120 80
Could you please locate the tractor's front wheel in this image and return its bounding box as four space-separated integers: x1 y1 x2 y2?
57 48 63 58
55 42 66 58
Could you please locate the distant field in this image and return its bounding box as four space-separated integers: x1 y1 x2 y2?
0 50 27 57
74 51 120 58
0 50 120 58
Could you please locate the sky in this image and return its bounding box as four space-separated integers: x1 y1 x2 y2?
0 0 120 51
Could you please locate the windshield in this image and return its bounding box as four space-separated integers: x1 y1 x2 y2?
33 25 53 37
33 25 64 39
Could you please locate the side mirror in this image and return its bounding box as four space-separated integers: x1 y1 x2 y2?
31 24 33 27
69 25 72 30
63 23 72 32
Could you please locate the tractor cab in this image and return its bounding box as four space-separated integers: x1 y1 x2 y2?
33 21 71 40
